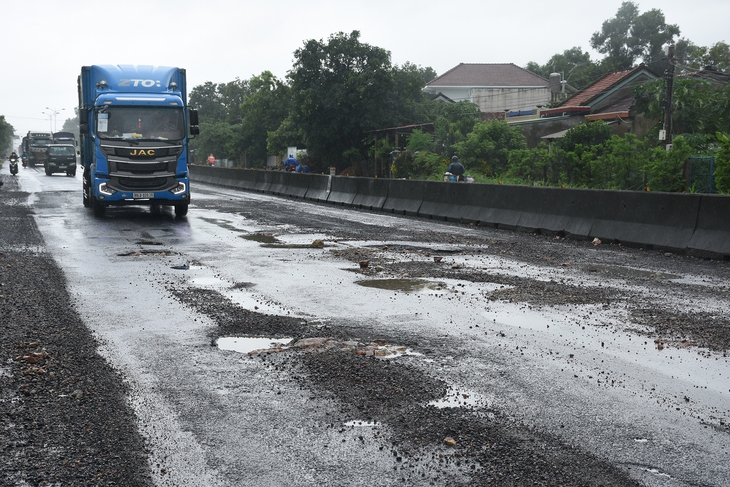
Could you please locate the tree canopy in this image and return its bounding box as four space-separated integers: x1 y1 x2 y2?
590 1 680 71
0 116 14 155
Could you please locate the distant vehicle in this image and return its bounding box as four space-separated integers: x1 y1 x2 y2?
53 131 77 146
78 64 198 217
24 131 54 167
44 144 77 176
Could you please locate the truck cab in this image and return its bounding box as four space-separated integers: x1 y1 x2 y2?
78 65 198 217
44 144 77 176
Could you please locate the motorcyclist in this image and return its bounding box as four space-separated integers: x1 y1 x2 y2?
284 154 299 172
9 151 18 161
446 155 465 181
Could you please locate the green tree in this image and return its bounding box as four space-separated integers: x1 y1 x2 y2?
432 101 481 156
714 132 730 193
288 31 394 170
506 143 551 182
553 121 613 185
589 134 648 190
676 39 730 73
645 136 692 192
0 115 15 155
526 47 602 91
590 1 680 71
189 82 227 123
454 120 526 176
191 121 237 164
238 71 291 166
634 77 730 151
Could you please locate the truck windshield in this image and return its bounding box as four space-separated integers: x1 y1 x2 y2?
97 107 184 141
49 146 75 156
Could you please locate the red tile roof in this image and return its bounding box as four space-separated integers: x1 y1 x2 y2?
427 63 549 87
557 69 634 107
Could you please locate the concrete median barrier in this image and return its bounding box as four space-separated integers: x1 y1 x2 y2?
328 177 358 205
587 191 700 250
237 170 257 190
688 194 730 256
352 178 389 210
513 186 576 234
189 169 730 258
269 171 288 195
304 174 331 202
382 179 424 215
283 173 310 198
418 181 470 222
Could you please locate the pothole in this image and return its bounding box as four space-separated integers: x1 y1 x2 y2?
241 233 280 244
428 388 491 410
117 249 176 257
583 264 678 280
216 336 294 354
356 278 448 293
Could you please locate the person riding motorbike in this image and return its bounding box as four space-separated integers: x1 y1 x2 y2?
8 151 19 175
284 154 299 172
446 155 465 182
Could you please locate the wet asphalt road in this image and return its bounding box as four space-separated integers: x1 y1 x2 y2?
4 164 730 486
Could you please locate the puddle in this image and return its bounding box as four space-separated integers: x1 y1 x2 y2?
356 278 448 293
241 233 280 244
117 249 176 257
583 264 678 280
216 336 293 354
428 389 491 409
261 242 325 249
644 468 671 478
372 344 423 358
344 420 381 427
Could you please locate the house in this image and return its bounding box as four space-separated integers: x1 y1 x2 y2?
423 63 552 115
540 64 658 121
517 64 659 146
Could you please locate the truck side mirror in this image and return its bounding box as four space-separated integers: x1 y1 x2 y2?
79 109 90 134
188 109 199 137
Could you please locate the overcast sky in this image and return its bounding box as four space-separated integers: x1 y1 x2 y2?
2 0 728 138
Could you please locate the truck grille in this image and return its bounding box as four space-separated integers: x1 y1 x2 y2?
114 177 173 191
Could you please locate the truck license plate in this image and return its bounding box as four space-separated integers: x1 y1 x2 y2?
133 193 155 199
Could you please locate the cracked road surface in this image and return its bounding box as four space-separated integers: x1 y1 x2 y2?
2 166 729 486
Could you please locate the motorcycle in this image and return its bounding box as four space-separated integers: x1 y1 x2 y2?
443 172 474 183
21 155 27 167
8 155 19 176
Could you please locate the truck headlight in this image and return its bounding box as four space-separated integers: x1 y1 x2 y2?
171 182 187 195
99 182 116 196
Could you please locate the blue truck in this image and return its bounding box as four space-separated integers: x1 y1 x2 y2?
77 65 199 217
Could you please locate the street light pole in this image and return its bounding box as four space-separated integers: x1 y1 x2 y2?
41 111 53 131
44 107 65 132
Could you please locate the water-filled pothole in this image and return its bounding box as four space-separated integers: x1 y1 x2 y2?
241 233 280 244
216 336 293 354
583 264 678 280
117 249 176 257
356 278 447 293
428 389 491 409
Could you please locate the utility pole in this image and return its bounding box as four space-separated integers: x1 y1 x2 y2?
661 44 675 150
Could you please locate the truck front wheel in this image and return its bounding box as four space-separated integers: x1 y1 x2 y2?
92 197 106 217
175 203 189 217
